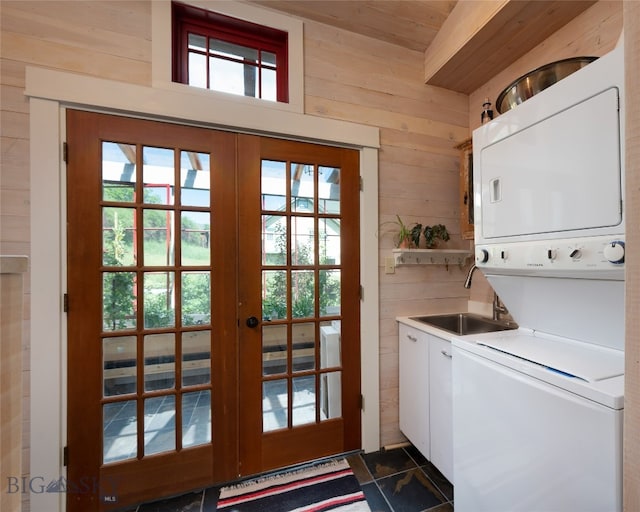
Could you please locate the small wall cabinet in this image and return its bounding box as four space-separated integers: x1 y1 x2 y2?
456 138 474 240
398 321 453 483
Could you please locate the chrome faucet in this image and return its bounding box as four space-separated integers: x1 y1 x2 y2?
493 292 508 321
464 264 478 289
463 264 510 322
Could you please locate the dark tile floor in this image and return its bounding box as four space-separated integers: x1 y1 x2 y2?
119 444 454 512
352 444 453 512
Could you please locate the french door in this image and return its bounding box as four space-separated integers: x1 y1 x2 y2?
66 110 361 511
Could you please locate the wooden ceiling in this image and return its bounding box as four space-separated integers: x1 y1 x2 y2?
249 0 457 52
249 0 598 93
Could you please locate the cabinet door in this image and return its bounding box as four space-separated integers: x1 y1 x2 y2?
456 138 474 240
399 324 429 458
429 335 453 482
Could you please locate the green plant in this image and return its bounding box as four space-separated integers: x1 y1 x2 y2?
410 223 423 248
394 215 412 248
423 224 450 248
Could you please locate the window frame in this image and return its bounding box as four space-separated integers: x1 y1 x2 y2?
152 0 303 113
172 2 289 102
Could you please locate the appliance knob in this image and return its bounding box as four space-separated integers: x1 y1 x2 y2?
569 248 582 260
603 241 625 264
476 248 489 263
547 249 556 261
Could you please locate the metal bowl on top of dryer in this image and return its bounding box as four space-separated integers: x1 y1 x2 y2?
496 56 598 114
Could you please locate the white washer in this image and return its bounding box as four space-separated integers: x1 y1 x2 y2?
452 329 623 512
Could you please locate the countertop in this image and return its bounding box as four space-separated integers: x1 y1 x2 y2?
396 314 460 341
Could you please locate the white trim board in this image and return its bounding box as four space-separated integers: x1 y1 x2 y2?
25 67 379 149
27 68 380 512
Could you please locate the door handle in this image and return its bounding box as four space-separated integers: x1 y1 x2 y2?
246 316 260 328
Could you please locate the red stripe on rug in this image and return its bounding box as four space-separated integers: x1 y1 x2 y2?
293 491 367 512
217 468 354 507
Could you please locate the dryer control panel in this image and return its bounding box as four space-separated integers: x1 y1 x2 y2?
475 235 625 279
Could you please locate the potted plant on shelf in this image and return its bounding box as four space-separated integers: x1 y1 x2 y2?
410 223 423 248
393 215 413 248
423 224 450 248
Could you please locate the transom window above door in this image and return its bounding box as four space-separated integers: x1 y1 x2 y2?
172 1 289 103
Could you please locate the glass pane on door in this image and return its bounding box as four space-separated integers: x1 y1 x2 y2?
292 375 316 426
181 212 210 266
144 396 176 455
102 272 136 331
102 141 136 202
143 147 175 205
182 390 211 447
103 336 136 397
144 333 175 391
180 151 210 207
182 330 211 386
103 400 137 464
102 207 136 266
263 324 287 376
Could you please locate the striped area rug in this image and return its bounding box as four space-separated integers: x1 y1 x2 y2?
216 458 371 512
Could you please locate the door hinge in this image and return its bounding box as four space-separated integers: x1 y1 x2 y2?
359 394 364 410
63 142 68 163
359 176 363 191
63 293 69 313
359 285 364 301
63 446 68 466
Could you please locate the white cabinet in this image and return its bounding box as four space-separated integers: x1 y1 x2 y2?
398 321 454 483
429 336 454 482
399 323 430 458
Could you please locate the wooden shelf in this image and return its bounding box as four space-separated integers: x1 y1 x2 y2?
423 0 597 93
392 249 471 267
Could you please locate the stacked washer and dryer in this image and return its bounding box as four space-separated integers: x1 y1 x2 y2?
452 40 625 511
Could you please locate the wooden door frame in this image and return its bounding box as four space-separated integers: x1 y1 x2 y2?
27 68 380 512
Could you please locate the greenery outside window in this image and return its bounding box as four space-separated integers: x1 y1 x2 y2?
173 2 289 103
